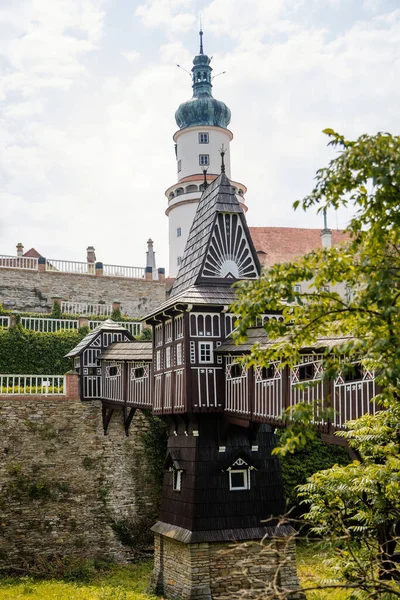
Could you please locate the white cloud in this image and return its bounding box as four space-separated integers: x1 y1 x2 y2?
136 0 195 32
122 50 141 62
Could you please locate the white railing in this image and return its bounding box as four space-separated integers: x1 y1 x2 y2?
0 255 38 270
0 316 10 328
45 259 95 275
21 317 78 332
103 264 144 279
89 320 142 337
61 302 112 316
0 374 65 395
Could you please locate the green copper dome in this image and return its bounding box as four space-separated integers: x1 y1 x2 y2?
175 31 231 130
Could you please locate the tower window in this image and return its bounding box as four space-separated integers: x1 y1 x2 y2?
178 160 182 172
199 341 213 363
177 227 181 237
177 256 182 266
199 154 209 166
199 133 209 144
172 469 182 491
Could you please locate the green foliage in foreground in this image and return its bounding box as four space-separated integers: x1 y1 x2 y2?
232 130 400 596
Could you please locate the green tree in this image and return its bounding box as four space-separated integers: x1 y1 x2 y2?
232 131 400 596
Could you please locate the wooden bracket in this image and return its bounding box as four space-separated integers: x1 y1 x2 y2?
123 406 136 436
102 405 114 435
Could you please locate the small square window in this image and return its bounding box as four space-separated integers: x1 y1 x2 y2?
199 132 209 144
178 159 182 172
199 154 209 166
293 284 302 292
177 227 182 237
229 469 249 491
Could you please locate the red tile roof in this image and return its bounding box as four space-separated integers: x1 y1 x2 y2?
23 248 43 258
249 227 351 268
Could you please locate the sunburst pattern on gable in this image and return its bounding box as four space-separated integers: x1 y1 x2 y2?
202 213 258 279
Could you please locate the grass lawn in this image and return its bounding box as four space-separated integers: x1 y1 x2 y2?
0 560 157 600
0 545 356 599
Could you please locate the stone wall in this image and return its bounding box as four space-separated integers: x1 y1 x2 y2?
0 392 157 570
151 534 304 600
0 268 166 317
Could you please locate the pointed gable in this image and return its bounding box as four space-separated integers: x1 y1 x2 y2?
171 173 260 297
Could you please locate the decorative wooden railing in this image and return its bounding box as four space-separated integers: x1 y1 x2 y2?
61 301 112 316
0 374 65 395
0 255 38 270
89 320 142 337
0 254 148 280
20 317 78 332
102 264 145 279
46 259 95 275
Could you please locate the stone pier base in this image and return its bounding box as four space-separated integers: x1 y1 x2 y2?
150 531 304 600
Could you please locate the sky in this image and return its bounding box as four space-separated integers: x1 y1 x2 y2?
0 0 399 274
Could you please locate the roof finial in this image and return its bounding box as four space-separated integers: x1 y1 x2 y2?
199 26 204 55
202 168 208 190
219 144 226 174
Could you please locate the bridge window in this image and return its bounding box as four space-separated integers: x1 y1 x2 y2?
165 346 171 369
298 363 314 381
230 363 242 379
261 365 275 379
199 154 209 166
199 132 209 144
344 363 363 382
106 364 121 378
133 366 144 379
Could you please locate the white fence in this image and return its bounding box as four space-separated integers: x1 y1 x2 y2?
103 264 144 279
46 259 95 275
20 317 78 332
0 255 38 270
89 320 142 337
0 316 10 328
61 302 112 316
0 374 65 395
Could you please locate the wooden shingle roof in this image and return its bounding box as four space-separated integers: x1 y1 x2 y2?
100 341 152 361
171 173 260 298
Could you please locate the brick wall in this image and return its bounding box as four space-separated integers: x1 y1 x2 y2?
0 393 156 569
0 268 166 317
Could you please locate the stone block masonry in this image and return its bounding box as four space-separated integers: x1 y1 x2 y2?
0 393 156 569
151 534 305 600
0 268 166 317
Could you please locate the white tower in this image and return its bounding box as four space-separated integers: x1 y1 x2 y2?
166 30 247 277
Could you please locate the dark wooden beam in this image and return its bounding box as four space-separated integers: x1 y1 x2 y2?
102 405 114 435
123 406 136 436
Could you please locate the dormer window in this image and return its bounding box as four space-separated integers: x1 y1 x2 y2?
227 458 253 491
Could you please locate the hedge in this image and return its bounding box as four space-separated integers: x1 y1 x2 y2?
0 328 87 374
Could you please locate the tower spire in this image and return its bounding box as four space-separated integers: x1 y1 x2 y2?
199 27 204 54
